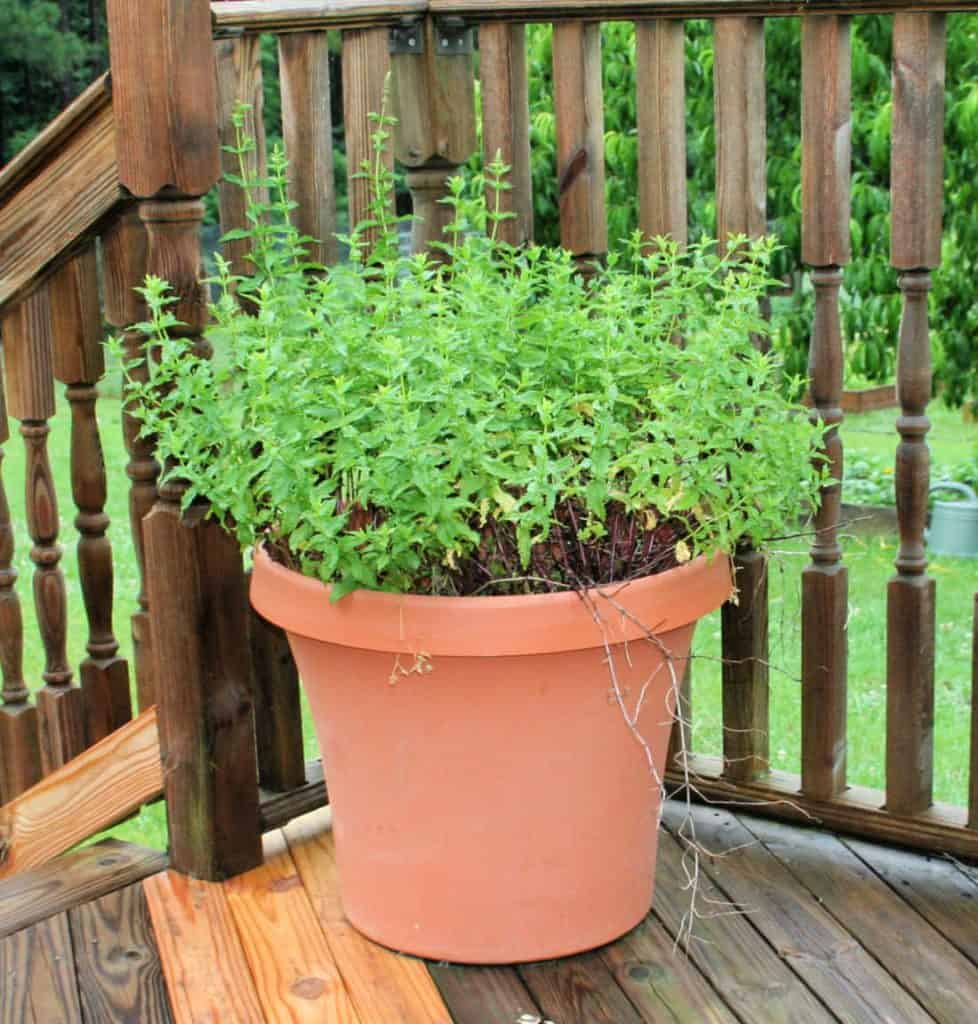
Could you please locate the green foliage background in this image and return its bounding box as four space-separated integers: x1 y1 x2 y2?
5 7 978 405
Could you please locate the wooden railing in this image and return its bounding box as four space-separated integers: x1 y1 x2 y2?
0 0 975 878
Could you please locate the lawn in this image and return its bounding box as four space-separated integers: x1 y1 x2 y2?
2 391 976 850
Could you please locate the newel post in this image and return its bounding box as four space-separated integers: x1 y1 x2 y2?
106 0 262 878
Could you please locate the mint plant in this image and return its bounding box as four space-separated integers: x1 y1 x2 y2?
118 107 827 601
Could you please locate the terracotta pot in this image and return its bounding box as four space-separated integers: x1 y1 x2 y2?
251 546 732 964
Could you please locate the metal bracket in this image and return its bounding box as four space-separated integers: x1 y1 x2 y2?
435 16 475 56
389 17 424 56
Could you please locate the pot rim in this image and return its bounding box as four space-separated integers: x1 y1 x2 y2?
250 544 733 657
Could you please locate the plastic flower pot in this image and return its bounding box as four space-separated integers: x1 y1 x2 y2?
251 545 732 964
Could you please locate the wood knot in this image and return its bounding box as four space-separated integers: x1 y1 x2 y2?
290 976 326 1000
269 875 302 893
558 146 589 197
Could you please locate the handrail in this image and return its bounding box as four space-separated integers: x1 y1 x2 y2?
0 73 123 310
211 0 977 33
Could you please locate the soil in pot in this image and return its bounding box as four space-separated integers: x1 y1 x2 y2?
251 546 732 964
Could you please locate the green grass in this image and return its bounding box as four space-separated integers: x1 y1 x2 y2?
2 393 976 852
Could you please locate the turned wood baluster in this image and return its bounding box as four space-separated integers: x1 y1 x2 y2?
102 208 159 712
0 356 41 803
886 13 945 817
342 26 393 247
714 17 770 783
552 20 607 272
49 244 132 745
2 284 85 773
480 22 533 247
800 15 851 802
391 17 477 257
107 0 261 878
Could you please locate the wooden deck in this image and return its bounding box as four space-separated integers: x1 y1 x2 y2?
5 799 978 1023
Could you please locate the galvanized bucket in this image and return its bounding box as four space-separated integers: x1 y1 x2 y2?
927 481 978 558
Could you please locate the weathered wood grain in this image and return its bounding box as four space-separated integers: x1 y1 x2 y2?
428 963 541 1024
601 915 739 1023
224 830 360 1023
69 881 173 1022
479 22 533 246
635 19 687 246
284 808 452 1023
216 32 269 280
519 953 645 1023
842 833 978 968
0 912 82 1022
144 870 265 1024
145 504 262 881
341 27 394 245
662 802 934 1022
668 753 978 860
101 209 159 712
652 827 831 1022
0 839 167 940
744 813 978 1022
279 31 339 266
0 73 121 310
552 20 607 260
140 192 262 881
213 0 428 32
0 707 162 881
106 0 222 198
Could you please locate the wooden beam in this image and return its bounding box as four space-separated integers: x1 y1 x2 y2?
260 759 328 832
0 708 162 881
0 74 122 311
0 839 167 940
668 753 978 861
212 0 978 33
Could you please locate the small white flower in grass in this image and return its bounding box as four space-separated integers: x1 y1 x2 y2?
675 540 691 564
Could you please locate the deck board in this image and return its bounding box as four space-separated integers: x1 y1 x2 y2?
0 912 82 1023
284 808 453 1024
144 870 264 1024
7 801 978 1023
223 830 360 1024
69 881 172 1023
0 840 167 940
740 813 978 1024
661 802 936 1022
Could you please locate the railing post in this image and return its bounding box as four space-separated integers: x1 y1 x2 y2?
887 12 945 817
106 0 262 878
390 16 477 256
